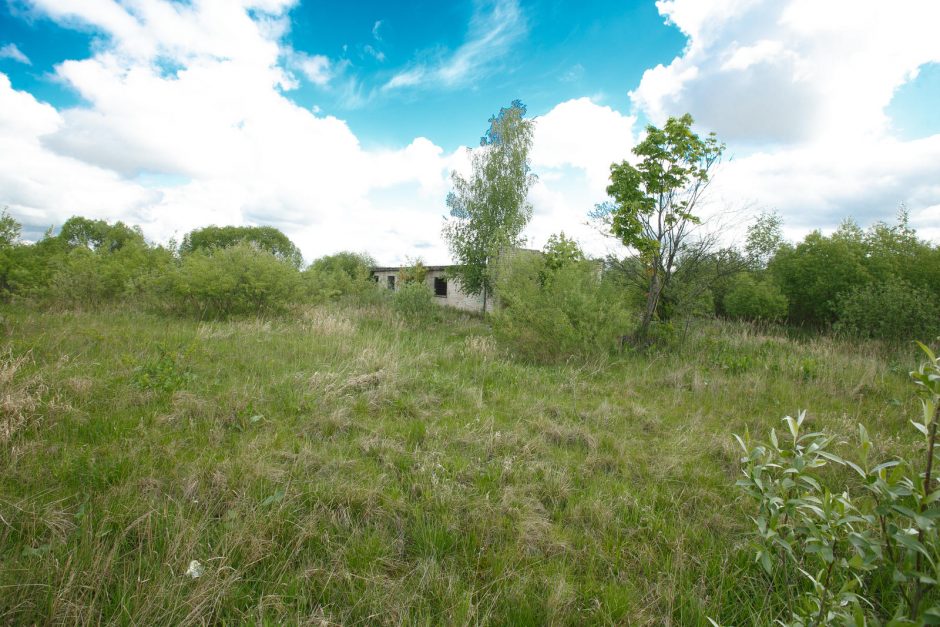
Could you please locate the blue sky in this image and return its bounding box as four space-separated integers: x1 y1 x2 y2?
1 0 686 149
1 0 939 263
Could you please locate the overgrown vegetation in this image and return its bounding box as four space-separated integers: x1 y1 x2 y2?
734 342 940 624
1 297 931 624
1 99 939 622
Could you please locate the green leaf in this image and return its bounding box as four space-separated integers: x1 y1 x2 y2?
260 488 285 507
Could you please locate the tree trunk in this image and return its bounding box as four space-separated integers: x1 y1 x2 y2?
636 266 662 342
482 285 488 313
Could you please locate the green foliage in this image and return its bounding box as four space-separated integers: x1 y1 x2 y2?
745 211 784 270
0 207 21 248
180 225 303 268
599 113 725 340
132 344 194 393
398 258 429 285
770 224 873 325
443 100 536 307
491 251 630 362
723 274 788 322
42 240 174 308
392 280 439 323
734 343 940 625
542 232 585 273
835 280 940 342
159 243 302 318
770 213 940 331
303 251 378 303
59 216 145 252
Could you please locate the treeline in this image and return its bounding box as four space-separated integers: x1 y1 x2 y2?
1 207 938 353
670 210 940 339
0 212 378 317
488 211 940 361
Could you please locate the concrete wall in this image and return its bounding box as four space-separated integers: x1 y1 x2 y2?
371 267 492 313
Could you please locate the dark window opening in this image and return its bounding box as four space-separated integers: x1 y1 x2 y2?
371 275 379 283
387 275 395 290
434 277 447 297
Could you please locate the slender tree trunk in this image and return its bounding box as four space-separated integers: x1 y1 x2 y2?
482 285 487 313
636 265 662 341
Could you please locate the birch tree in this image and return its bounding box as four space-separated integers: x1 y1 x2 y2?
443 100 536 311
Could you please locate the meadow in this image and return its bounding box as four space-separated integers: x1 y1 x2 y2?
0 301 923 625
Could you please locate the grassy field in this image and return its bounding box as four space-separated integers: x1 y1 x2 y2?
0 302 924 624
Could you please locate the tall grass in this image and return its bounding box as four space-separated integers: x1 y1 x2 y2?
0 302 924 624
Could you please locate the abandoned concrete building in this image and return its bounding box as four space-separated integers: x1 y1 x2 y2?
370 265 493 312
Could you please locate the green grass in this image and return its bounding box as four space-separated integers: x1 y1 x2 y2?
0 302 924 624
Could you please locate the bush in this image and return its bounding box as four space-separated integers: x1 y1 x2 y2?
723 274 788 322
392 281 439 323
159 243 302 318
491 252 631 362
734 343 940 624
303 252 378 303
835 279 940 341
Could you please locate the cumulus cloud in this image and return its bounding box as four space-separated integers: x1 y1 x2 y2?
628 0 940 241
0 0 624 264
632 0 940 143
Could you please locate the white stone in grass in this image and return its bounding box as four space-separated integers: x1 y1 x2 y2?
185 560 204 579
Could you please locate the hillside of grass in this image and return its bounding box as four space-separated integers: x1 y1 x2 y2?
0 302 924 625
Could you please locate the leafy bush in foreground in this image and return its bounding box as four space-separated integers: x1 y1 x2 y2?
492 250 630 362
734 342 940 625
158 243 302 318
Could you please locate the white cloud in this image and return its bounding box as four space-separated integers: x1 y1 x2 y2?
3 0 938 268
290 52 332 85
0 43 32 65
628 0 940 242
383 0 527 91
633 0 940 143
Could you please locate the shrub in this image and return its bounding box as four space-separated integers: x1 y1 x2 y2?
733 342 940 625
42 241 174 308
723 274 788 322
392 281 439 323
159 243 302 318
835 279 940 341
491 252 631 363
303 252 378 303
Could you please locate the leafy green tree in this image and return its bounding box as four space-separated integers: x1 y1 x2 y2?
542 232 584 273
443 100 536 312
180 225 303 268
835 279 939 341
723 274 788 322
398 258 429 285
59 216 145 252
598 114 725 341
0 207 20 248
745 210 784 270
770 221 872 326
303 252 376 302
